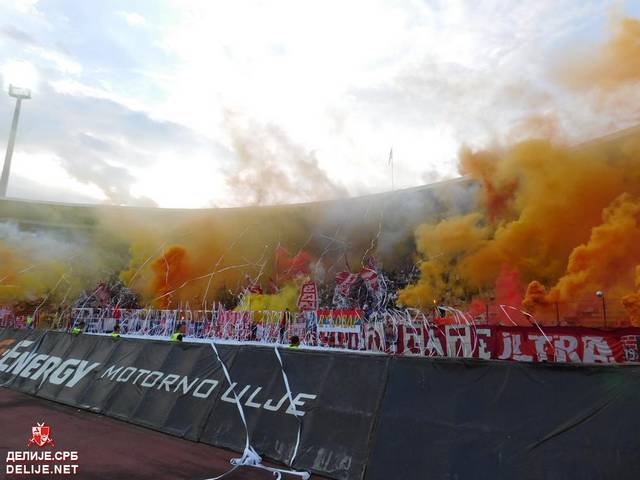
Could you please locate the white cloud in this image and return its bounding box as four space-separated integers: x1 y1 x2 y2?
32 47 82 75
8 0 39 15
2 59 39 91
117 11 147 27
8 152 107 202
0 0 636 207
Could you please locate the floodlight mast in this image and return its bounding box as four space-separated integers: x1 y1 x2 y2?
0 84 31 197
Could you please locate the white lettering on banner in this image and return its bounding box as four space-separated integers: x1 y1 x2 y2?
425 329 445 357
511 334 533 362
140 371 163 388
263 394 289 412
46 359 91 387
175 376 199 395
7 351 38 375
0 336 318 416
157 373 181 391
101 365 122 380
116 366 137 383
245 387 263 408
499 332 513 360
65 361 99 388
193 379 218 398
583 337 615 363
529 335 550 362
476 328 492 359
445 326 473 358
0 340 34 372
18 353 49 378
31 356 62 382
286 393 317 417
132 369 151 385
221 383 250 403
49 359 80 385
554 336 580 363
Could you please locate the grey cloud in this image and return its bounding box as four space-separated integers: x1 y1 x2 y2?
356 58 555 143
1 25 39 46
7 173 102 204
224 113 348 205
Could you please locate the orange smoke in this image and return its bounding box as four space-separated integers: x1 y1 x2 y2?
151 246 193 308
523 281 551 311
459 147 518 222
622 266 640 327
558 16 640 90
400 132 640 327
544 194 640 302
495 264 524 308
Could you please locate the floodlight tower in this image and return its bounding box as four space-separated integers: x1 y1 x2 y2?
0 84 31 197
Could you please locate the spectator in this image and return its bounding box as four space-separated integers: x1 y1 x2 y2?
288 335 300 348
111 324 121 338
71 321 85 336
279 308 291 343
170 323 184 342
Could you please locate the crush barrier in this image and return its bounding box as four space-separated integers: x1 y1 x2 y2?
1 328 640 479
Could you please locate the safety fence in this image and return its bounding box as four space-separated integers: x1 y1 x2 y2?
1 328 639 479
3 305 639 364
64 307 640 364
3 305 640 364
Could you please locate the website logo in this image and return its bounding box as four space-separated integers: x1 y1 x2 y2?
5 422 79 476
27 422 55 448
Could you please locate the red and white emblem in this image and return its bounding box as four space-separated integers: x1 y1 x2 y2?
27 422 55 448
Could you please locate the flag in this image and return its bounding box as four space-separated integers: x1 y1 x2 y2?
244 274 263 294
297 281 318 311
335 271 359 297
388 147 393 166
360 267 380 293
93 282 110 305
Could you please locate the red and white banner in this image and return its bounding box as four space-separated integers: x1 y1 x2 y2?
215 311 252 340
360 257 381 296
297 281 318 311
316 309 364 349
334 272 359 297
365 323 640 364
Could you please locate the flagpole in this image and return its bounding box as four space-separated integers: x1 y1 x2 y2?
389 147 394 191
391 162 394 191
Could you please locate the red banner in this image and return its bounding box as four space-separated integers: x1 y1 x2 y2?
297 281 318 311
334 272 359 297
365 323 640 364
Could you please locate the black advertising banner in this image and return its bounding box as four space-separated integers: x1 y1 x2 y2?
57 334 120 408
2 330 63 395
3 327 640 480
366 356 640 480
198 346 389 480
22 331 77 399
135 341 231 441
0 328 47 389
279 349 388 479
199 345 301 458
77 335 145 413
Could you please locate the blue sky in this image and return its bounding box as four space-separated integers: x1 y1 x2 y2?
0 0 638 207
